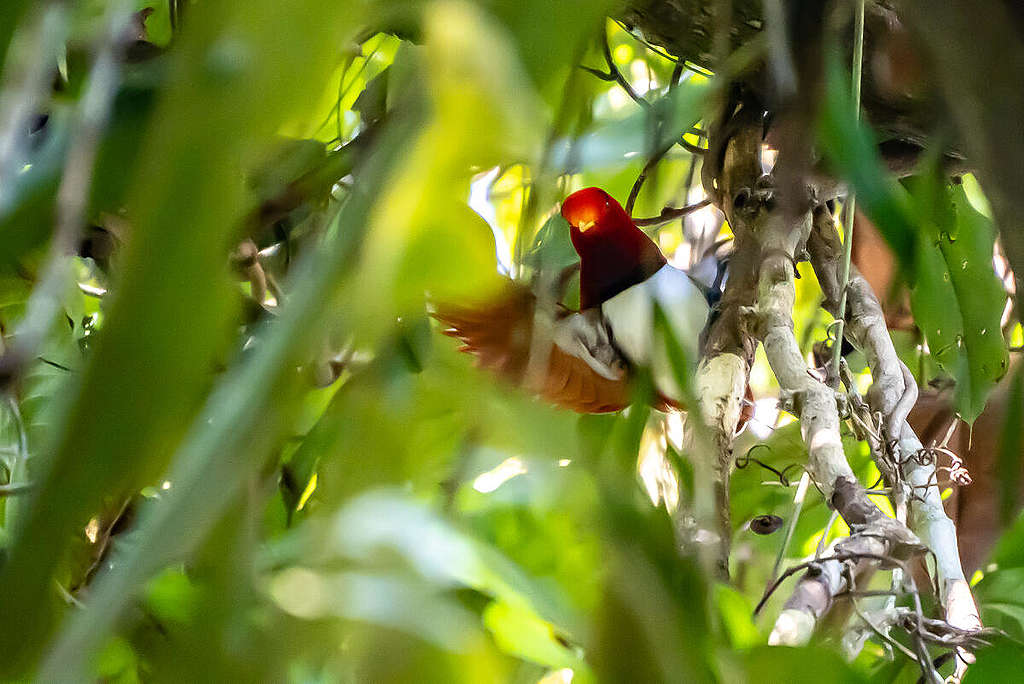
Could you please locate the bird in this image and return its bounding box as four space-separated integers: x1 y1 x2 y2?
435 187 728 415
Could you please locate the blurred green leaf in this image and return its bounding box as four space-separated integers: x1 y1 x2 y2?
523 214 578 275
0 0 370 670
999 366 1024 525
39 109 420 679
990 511 1024 571
715 583 761 649
144 567 199 627
482 597 586 673
740 645 867 683
271 568 485 651
0 0 32 76
553 76 712 172
92 636 139 684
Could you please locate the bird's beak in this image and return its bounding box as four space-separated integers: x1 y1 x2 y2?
576 219 595 233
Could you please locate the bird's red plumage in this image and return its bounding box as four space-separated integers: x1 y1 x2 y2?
561 188 666 309
434 187 751 426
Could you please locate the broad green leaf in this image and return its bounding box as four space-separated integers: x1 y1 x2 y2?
970 640 1024 683
908 174 1009 422
270 569 485 651
265 488 589 673
488 3 616 104
908 227 962 370
938 185 1010 421
821 51 1008 422
974 568 1024 640
990 512 1024 571
347 1 540 340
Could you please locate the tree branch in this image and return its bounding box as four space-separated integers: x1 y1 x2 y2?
633 198 711 226
807 206 981 635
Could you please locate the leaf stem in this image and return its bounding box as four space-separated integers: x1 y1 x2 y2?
829 0 865 385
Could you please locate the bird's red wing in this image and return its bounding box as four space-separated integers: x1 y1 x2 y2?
434 284 631 413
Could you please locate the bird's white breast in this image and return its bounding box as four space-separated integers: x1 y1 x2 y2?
600 264 710 400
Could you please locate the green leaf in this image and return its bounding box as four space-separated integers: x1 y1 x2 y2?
970 640 1024 683
990 512 1024 570
908 175 1009 422
270 568 485 652
144 567 199 627
822 50 1008 423
740 645 867 683
0 0 34 90
92 637 139 684
940 184 1010 420
974 568 1024 640
908 225 962 370
1 0 368 666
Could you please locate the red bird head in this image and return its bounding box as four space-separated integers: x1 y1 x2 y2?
561 187 666 309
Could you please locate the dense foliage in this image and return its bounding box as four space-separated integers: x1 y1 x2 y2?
0 0 1021 681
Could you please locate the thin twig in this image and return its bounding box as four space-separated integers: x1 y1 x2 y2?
611 19 685 67
828 0 866 384
756 550 909 615
817 508 840 558
626 149 670 215
680 139 707 155
848 569 921 662
634 198 711 226
581 34 650 110
769 471 811 584
735 444 800 486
